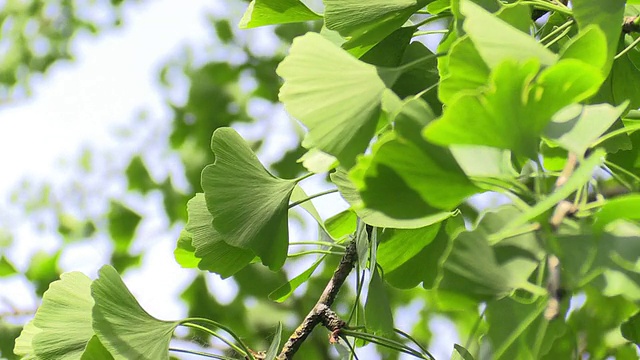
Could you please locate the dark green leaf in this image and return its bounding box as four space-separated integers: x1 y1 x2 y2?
324 0 427 53
331 169 453 229
621 311 640 344
268 256 324 302
202 128 297 270
125 156 154 194
452 344 475 360
107 201 141 252
0 256 17 277
364 268 394 335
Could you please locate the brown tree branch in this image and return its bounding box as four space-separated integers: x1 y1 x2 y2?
277 239 358 359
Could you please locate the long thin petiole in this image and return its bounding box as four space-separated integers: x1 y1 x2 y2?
539 20 574 44
615 35 640 60
168 347 236 360
413 29 449 37
289 241 346 250
394 328 435 360
288 250 344 258
180 322 246 356
181 318 254 360
288 189 339 209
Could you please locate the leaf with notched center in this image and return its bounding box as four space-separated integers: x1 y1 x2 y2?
202 128 297 270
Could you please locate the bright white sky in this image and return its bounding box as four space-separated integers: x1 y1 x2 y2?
0 2 456 358
0 0 219 321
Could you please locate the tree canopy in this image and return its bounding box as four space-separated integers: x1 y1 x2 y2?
4 0 640 359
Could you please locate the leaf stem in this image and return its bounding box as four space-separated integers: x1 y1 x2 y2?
521 0 572 16
341 329 426 359
543 25 572 48
181 318 254 359
168 347 236 360
180 322 246 356
295 172 315 183
604 160 640 185
615 35 640 60
394 328 435 360
395 52 447 73
590 122 640 147
519 281 548 297
412 13 451 28
288 250 345 258
413 29 449 37
290 241 346 250
539 19 574 44
288 189 339 209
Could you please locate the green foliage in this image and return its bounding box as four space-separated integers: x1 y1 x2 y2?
9 0 640 359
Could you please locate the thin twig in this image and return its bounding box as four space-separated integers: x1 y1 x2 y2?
277 239 359 359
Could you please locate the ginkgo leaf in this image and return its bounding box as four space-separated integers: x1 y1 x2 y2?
14 272 95 360
239 0 322 29
324 0 428 52
331 169 454 229
544 102 628 157
439 36 491 105
91 265 179 360
572 0 625 72
425 58 604 158
183 194 255 278
460 0 557 69
277 32 389 167
202 127 297 270
265 322 283 360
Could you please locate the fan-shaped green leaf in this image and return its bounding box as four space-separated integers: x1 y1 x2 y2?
439 36 490 105
324 0 426 52
91 265 179 360
544 102 628 157
239 0 322 29
277 32 388 167
425 59 604 158
572 0 625 72
353 98 481 212
182 194 255 278
376 223 441 274
331 169 454 229
560 25 608 73
202 128 297 270
460 0 557 69
14 272 95 360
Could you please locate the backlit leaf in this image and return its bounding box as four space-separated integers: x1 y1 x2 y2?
460 0 557 69
182 194 255 278
277 32 388 166
239 0 321 29
92 265 179 360
202 128 297 270
14 272 94 360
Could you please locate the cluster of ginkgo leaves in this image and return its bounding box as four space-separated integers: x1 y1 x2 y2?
15 0 640 359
